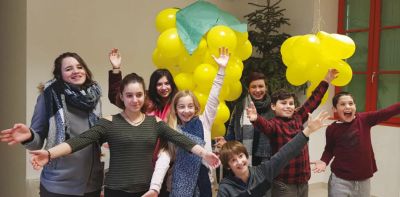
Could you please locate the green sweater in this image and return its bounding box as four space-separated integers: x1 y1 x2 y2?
66 114 196 193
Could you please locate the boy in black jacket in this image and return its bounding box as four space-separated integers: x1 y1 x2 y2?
217 111 329 197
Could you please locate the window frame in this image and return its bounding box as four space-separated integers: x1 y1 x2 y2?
337 0 400 126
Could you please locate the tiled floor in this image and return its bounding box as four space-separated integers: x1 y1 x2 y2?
27 179 328 197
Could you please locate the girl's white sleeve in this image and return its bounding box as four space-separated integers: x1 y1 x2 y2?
199 67 225 153
149 150 171 193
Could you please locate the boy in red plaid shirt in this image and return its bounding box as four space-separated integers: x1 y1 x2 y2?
246 69 338 197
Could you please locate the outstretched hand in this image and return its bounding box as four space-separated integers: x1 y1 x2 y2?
109 48 122 69
30 150 50 170
324 68 339 83
0 123 31 145
203 152 221 169
311 160 327 173
212 47 230 68
303 111 330 136
245 102 258 121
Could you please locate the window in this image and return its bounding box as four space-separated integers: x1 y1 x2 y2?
337 0 400 126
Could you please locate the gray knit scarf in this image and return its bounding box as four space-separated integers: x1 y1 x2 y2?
233 94 273 166
43 79 101 149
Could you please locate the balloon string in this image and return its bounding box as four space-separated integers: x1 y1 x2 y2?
312 0 322 34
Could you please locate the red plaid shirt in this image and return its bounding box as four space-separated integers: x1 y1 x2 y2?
253 81 329 184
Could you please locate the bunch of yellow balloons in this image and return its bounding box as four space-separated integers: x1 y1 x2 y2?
281 31 355 103
153 8 253 138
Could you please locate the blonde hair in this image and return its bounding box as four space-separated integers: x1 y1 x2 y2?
167 90 201 129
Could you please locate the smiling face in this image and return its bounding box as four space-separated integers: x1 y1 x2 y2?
156 76 172 99
228 152 249 177
248 79 267 100
334 95 356 122
272 97 295 118
120 82 145 113
176 95 196 124
61 57 87 85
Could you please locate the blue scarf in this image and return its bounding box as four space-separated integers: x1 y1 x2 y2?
43 79 101 149
171 117 210 197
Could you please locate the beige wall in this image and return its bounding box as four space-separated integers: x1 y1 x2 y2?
0 0 27 197
1 0 399 196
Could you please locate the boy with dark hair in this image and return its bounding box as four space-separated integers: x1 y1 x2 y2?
312 91 400 196
218 111 330 197
246 69 338 197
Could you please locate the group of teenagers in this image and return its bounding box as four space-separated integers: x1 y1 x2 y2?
1 47 399 197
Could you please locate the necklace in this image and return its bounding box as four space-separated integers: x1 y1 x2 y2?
122 111 145 126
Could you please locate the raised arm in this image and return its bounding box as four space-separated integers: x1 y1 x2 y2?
200 47 229 152
108 48 123 106
259 111 329 181
298 69 338 123
365 102 400 126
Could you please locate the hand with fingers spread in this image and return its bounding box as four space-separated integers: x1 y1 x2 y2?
324 68 339 83
311 160 327 173
30 150 50 170
302 111 330 137
109 48 122 70
0 123 32 145
212 47 230 68
203 151 221 169
245 102 258 122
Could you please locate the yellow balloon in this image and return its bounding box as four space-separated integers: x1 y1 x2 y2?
306 81 329 104
207 25 237 51
235 31 248 45
292 34 321 66
226 80 242 101
317 31 356 59
211 121 226 139
194 91 208 112
152 48 178 68
193 63 217 87
235 40 253 60
178 51 202 73
330 60 353 86
194 38 208 55
281 36 301 67
155 8 178 33
307 63 329 83
215 102 230 123
157 28 184 58
202 50 219 68
286 66 308 86
219 80 230 101
174 72 195 90
225 57 243 81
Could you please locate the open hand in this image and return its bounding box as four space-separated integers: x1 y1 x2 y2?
203 152 221 169
311 160 327 173
245 102 258 121
324 69 339 83
30 150 50 170
0 123 31 145
212 47 230 68
109 48 122 69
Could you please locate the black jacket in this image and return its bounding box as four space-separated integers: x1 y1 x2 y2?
217 132 309 197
